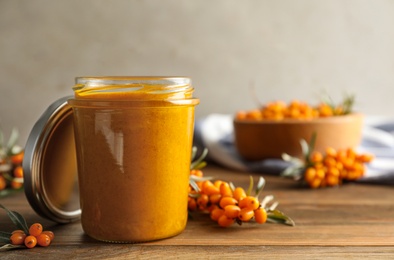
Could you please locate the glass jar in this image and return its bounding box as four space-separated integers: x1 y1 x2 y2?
67 76 199 243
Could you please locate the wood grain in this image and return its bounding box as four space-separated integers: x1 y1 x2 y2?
1 165 393 259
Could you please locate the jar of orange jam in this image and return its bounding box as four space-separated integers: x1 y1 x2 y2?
67 77 199 243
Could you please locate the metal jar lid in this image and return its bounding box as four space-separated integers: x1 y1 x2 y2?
23 96 81 223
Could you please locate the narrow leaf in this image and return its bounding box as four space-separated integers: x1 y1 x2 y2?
0 244 25 251
0 231 12 244
246 176 254 196
6 128 19 156
190 148 208 170
255 177 265 198
0 204 29 234
267 209 295 226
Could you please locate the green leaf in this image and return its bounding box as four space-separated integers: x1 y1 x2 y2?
190 148 208 170
0 231 12 244
260 195 274 208
6 128 19 156
267 209 295 226
0 244 25 251
246 176 254 196
0 204 29 234
255 177 265 198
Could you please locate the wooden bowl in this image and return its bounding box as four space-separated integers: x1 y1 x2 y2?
233 113 363 160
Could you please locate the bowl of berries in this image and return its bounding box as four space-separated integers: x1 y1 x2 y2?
233 95 363 160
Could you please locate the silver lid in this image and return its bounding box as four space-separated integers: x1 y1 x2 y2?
23 96 81 223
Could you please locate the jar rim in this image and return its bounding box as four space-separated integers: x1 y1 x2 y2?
75 76 191 87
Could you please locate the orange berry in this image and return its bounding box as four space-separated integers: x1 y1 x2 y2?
196 194 209 209
219 197 238 209
310 151 323 163
210 208 225 221
304 167 316 183
325 147 337 157
235 111 247 120
11 179 23 189
326 175 339 186
41 231 55 242
29 223 43 237
238 207 254 222
218 214 235 227
0 176 6 190
239 196 260 210
37 233 51 247
190 169 203 178
219 182 233 198
254 207 267 224
13 166 24 178
24 235 37 249
309 178 322 189
10 232 26 245
209 193 222 205
10 151 24 165
202 180 220 196
188 197 197 211
233 187 247 201
213 180 223 189
224 205 241 219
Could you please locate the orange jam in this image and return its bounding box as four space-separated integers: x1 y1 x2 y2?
68 77 199 242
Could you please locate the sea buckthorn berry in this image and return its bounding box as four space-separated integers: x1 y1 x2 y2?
13 166 24 178
327 167 340 177
310 151 323 163
0 176 6 190
37 233 51 247
235 111 247 120
240 196 260 210
190 169 203 178
326 175 339 186
210 208 225 221
224 205 241 219
254 207 267 224
213 180 223 189
41 231 55 242
218 214 235 227
188 197 197 211
304 167 316 183
11 230 25 235
238 207 254 222
11 151 24 165
219 182 233 198
11 180 23 189
357 153 374 163
197 194 209 209
24 235 37 249
315 168 325 179
219 197 238 209
10 232 26 245
309 178 322 189
325 147 337 157
209 193 222 205
202 180 220 196
29 223 43 237
233 187 247 201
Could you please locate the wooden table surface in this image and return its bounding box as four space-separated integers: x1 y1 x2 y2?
1 165 394 259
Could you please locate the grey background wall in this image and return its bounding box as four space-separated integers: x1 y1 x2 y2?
1 0 394 146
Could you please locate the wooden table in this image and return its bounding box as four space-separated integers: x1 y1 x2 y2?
1 165 394 259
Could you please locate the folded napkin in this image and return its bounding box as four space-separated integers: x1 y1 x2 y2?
194 114 394 185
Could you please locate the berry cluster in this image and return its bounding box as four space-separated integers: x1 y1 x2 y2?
304 147 374 188
188 169 268 227
235 96 354 121
0 151 24 192
10 223 54 248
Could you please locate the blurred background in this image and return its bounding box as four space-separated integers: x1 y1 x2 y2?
1 0 394 146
